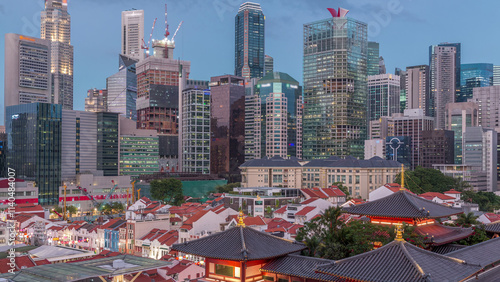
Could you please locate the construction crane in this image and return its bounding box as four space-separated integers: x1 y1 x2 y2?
164 4 170 38
76 180 120 215
141 17 157 52
171 21 183 42
76 186 100 210
52 209 63 218
131 180 137 204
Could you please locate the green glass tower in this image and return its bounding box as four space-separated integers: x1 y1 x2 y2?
6 103 62 205
303 15 368 159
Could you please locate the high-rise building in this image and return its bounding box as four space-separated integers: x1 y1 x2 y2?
136 41 190 133
364 139 385 159
470 86 500 128
97 113 119 176
303 11 367 159
385 136 412 168
85 89 108 113
367 42 380 76
264 55 274 76
235 2 265 80
373 109 434 169
430 44 458 129
405 65 430 115
420 130 455 168
379 56 386 74
41 0 74 110
493 65 500 86
121 9 145 61
181 88 211 174
6 103 62 205
119 117 159 176
209 75 245 180
367 74 400 121
463 127 497 192
245 72 302 160
459 63 493 102
4 34 51 111
107 55 138 120
445 102 479 164
395 67 407 112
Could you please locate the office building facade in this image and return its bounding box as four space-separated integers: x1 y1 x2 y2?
85 89 108 113
121 9 145 61
459 63 493 102
264 55 274 76
41 0 74 109
97 113 119 176
395 67 407 112
235 2 265 80
470 86 500 129
367 74 400 121
4 34 51 110
181 88 211 174
303 16 368 159
420 130 455 168
107 55 138 120
430 44 458 129
445 102 479 164
6 103 62 205
405 65 430 115
463 127 497 192
385 136 412 169
209 75 245 179
367 42 380 76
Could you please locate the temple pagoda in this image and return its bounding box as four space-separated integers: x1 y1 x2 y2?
342 166 473 246
171 212 306 282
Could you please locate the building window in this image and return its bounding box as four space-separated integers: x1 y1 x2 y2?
263 276 275 281
215 264 235 277
355 175 360 184
349 175 352 184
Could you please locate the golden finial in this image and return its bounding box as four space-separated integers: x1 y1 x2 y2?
400 164 405 191
237 210 245 227
395 222 405 241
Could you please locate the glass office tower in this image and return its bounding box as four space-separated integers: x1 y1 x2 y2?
303 16 368 159
367 42 380 76
459 63 493 102
106 55 138 120
97 112 119 176
235 2 265 80
6 103 62 205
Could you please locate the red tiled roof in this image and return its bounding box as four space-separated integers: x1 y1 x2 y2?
164 262 191 275
295 206 316 216
274 206 287 214
14 204 44 213
266 218 294 230
214 197 224 201
301 188 327 199
12 213 35 224
140 197 152 205
484 213 500 222
419 192 455 201
183 210 209 226
243 216 267 226
265 227 287 233
287 224 303 235
444 189 461 194
322 187 346 197
300 198 319 205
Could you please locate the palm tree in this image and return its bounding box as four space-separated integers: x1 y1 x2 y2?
455 212 479 227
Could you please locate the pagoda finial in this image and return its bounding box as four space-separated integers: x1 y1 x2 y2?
395 222 405 241
400 164 405 190
237 210 245 227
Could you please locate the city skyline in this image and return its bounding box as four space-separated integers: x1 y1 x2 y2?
2 0 500 124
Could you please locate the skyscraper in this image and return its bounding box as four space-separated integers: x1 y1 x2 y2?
209 75 245 180
6 103 62 205
445 102 479 164
303 10 368 159
459 63 493 102
245 72 302 160
367 42 380 76
464 127 497 192
470 86 500 129
181 88 211 174
264 55 274 76
85 89 108 113
420 130 455 168
4 34 51 110
106 55 138 120
430 44 458 129
405 65 430 115
121 9 145 61
41 0 74 110
395 67 407 112
367 74 400 121
235 2 265 80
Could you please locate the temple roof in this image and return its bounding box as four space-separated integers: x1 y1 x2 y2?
316 240 481 282
343 190 463 219
448 237 500 267
415 224 473 246
484 221 500 233
171 226 306 261
261 255 341 282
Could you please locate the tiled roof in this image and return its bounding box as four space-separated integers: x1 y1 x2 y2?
448 237 500 267
301 189 325 199
300 198 319 205
240 156 302 167
414 224 473 246
295 206 316 217
444 189 461 194
244 216 267 226
183 210 209 226
419 192 455 201
322 187 346 197
483 213 500 222
316 240 481 282
303 156 401 168
172 226 306 261
343 190 463 219
287 224 303 235
431 244 468 255
485 221 500 233
266 218 294 230
274 206 287 214
261 254 340 282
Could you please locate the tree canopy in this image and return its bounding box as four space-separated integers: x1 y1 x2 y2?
150 178 184 206
394 166 460 194
461 190 500 212
101 202 125 215
213 182 241 194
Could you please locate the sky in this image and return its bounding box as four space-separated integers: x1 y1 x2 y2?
2 0 500 125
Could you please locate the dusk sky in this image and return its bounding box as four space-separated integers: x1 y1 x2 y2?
2 0 500 125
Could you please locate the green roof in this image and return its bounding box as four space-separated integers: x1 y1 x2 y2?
257 72 299 85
